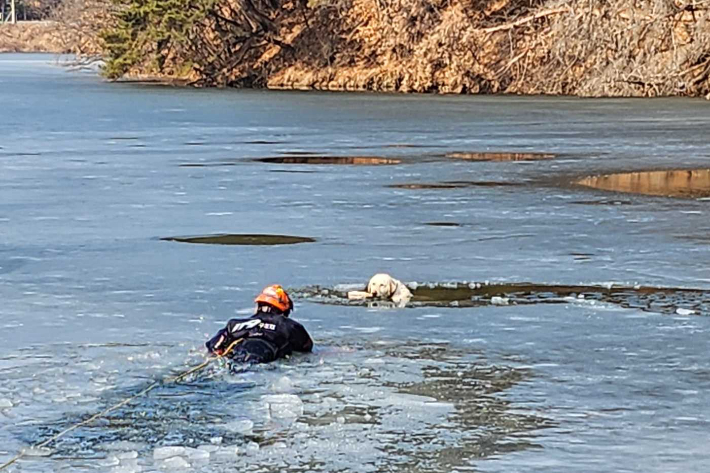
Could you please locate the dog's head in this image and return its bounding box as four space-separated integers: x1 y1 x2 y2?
367 273 397 298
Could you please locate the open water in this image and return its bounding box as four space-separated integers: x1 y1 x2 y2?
1 54 710 472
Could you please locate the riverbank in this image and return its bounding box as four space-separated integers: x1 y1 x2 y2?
97 0 710 98
0 21 67 53
0 19 101 55
5 0 710 98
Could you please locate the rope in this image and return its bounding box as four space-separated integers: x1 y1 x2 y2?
0 339 243 471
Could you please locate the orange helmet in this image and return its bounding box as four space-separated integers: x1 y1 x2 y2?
254 285 293 314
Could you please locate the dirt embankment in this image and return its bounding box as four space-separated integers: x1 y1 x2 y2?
260 0 710 97
265 0 710 98
122 0 709 97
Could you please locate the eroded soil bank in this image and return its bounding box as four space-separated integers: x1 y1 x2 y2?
93 0 710 98
6 1 710 98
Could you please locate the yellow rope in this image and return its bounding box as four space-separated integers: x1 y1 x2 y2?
0 339 243 471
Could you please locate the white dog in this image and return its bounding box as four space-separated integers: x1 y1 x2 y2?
348 273 412 307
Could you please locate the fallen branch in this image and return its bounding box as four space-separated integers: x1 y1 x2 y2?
496 48 529 77
679 56 710 77
479 7 571 34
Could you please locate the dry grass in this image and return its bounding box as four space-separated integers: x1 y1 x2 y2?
527 0 710 96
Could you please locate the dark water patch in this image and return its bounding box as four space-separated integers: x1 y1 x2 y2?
391 183 461 189
0 152 41 157
425 222 461 227
676 234 710 244
184 142 207 146
445 152 555 162
570 199 634 206
577 169 710 199
412 283 710 316
179 162 236 168
242 140 286 145
130 144 147 148
294 282 710 316
390 180 523 189
254 156 402 165
161 234 316 245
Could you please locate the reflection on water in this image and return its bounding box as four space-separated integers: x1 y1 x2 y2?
160 234 317 245
254 156 402 165
296 282 710 316
445 152 555 162
577 169 710 198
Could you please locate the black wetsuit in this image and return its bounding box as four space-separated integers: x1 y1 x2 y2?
206 312 313 364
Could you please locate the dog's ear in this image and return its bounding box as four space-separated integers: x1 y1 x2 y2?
367 278 375 295
389 279 397 297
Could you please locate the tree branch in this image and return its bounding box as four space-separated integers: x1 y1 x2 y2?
479 7 570 34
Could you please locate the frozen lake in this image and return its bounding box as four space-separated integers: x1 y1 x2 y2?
1 54 709 472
